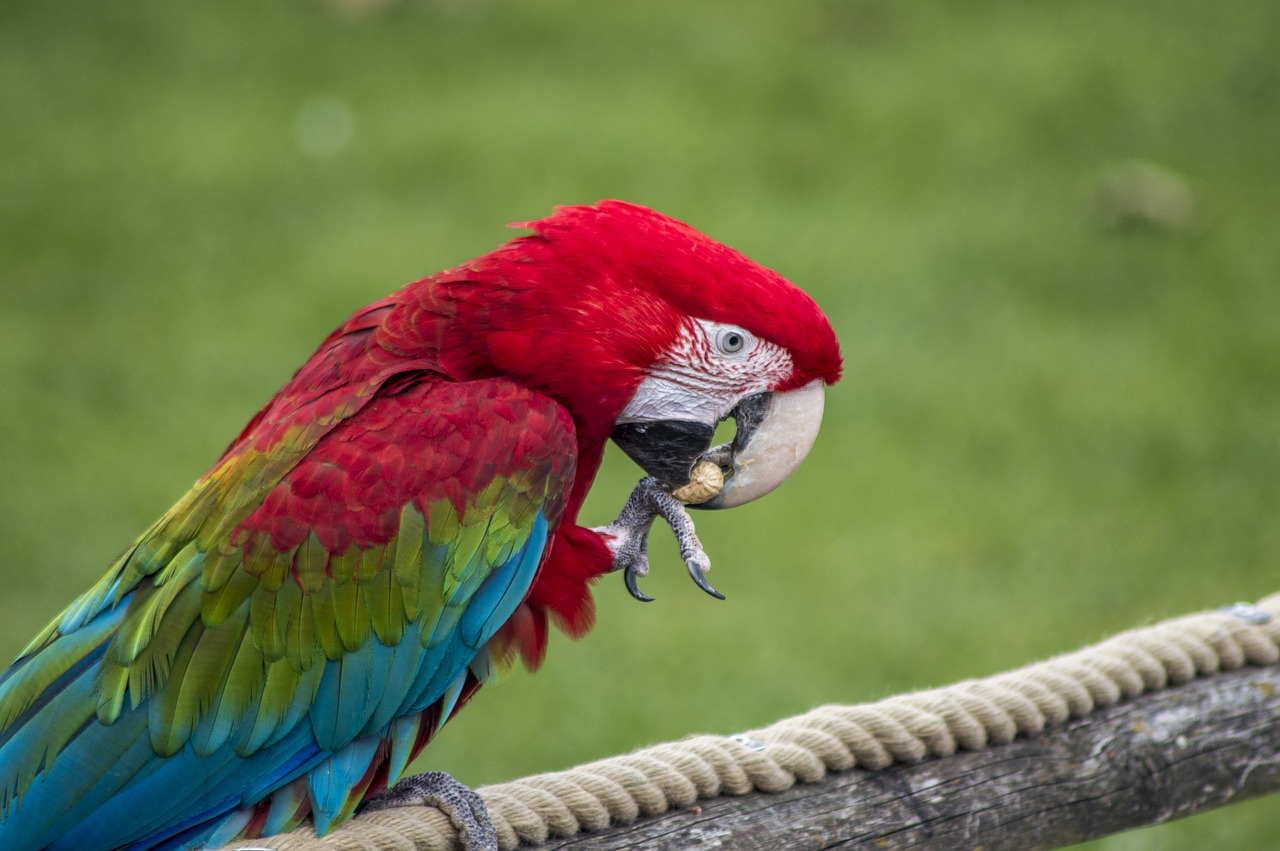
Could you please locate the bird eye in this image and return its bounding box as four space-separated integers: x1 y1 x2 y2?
715 327 751 355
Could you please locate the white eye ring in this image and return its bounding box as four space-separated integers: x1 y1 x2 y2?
715 326 752 355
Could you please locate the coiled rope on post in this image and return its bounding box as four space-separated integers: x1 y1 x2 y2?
224 594 1280 851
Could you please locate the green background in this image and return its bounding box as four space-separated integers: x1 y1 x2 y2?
2 1 1278 847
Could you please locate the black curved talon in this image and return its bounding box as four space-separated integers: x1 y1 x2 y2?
625 565 655 602
597 476 721 604
686 562 725 600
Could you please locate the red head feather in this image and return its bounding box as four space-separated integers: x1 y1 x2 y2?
512 201 844 391
382 200 840 425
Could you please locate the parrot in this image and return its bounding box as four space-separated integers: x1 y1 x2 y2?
0 200 842 851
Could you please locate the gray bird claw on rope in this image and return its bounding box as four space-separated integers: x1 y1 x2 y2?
596 476 723 603
360 770 498 851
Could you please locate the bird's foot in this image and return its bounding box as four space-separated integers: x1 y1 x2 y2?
594 476 722 602
361 771 498 851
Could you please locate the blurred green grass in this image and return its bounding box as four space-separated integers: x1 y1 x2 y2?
2 1 1278 846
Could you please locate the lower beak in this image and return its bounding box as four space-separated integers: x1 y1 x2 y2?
610 379 826 509
610 419 715 489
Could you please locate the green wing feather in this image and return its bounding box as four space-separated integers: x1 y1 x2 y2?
0 373 576 848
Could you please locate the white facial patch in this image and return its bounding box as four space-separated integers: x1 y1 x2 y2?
617 318 793 425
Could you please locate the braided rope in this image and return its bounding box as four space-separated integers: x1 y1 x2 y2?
226 593 1280 851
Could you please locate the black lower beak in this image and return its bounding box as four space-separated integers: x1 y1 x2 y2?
610 420 715 488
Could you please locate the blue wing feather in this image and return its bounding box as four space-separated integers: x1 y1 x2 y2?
0 376 576 850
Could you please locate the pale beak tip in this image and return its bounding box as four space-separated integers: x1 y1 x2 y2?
701 379 825 510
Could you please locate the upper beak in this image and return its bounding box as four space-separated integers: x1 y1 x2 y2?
697 379 825 509
610 379 826 509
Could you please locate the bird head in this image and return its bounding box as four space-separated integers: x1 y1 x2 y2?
394 200 842 512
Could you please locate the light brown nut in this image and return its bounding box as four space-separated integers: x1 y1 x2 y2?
670 460 725 505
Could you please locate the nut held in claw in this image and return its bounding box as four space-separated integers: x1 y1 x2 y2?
670 460 725 504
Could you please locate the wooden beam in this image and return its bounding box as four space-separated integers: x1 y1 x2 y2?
537 664 1280 850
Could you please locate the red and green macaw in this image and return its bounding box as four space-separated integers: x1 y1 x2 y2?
0 201 842 851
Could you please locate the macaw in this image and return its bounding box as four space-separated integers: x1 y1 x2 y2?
0 201 842 851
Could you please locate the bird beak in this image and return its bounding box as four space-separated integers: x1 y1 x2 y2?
610 378 825 509
696 379 825 509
